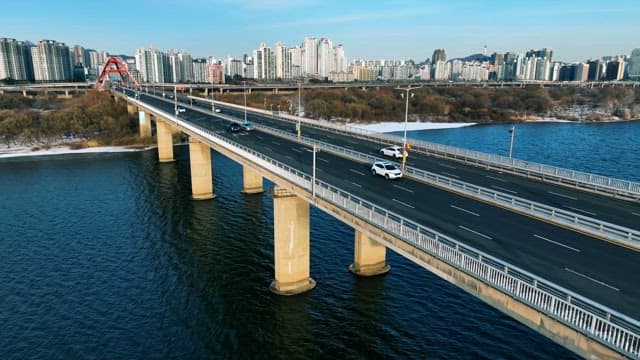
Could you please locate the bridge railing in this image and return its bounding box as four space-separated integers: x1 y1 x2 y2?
131 95 640 358
254 125 640 248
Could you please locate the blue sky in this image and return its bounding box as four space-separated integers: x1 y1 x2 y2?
3 0 638 62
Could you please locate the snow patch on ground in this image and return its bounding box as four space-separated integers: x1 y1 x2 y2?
0 145 150 159
347 121 477 133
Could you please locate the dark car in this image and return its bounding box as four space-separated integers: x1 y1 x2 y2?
227 123 241 132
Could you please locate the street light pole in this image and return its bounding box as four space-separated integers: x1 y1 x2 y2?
174 85 178 116
297 81 302 138
211 84 215 112
396 85 421 172
509 126 515 159
243 81 247 123
312 145 317 197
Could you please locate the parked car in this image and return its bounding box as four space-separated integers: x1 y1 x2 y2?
227 123 241 132
380 145 407 159
371 161 403 180
241 122 256 131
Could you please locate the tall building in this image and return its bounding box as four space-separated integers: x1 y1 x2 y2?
605 59 625 80
574 62 590 82
274 42 285 80
192 58 208 83
587 59 605 81
502 52 519 81
0 38 34 81
252 43 275 80
432 48 446 63
31 39 72 81
317 38 334 78
627 48 640 81
135 46 170 83
302 37 318 75
208 63 224 84
334 44 346 73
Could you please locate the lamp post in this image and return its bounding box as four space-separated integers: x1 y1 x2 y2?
243 81 247 123
312 145 318 197
508 126 515 159
396 85 421 172
211 84 215 112
277 104 281 117
174 85 178 116
297 81 302 138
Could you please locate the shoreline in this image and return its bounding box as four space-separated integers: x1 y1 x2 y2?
0 144 154 160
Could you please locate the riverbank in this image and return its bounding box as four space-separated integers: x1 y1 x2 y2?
0 144 153 159
347 121 477 133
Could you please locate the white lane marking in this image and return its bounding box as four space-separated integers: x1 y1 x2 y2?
349 169 365 176
285 155 293 159
548 191 577 200
631 212 640 217
486 175 508 183
317 157 329 163
441 171 460 178
393 185 414 193
264 146 273 151
344 145 354 149
491 185 518 194
459 225 492 240
351 182 362 188
347 139 358 144
392 198 415 209
291 148 303 153
256 135 264 140
450 205 480 217
439 163 457 170
564 268 620 292
533 234 580 252
563 205 596 216
272 141 281 146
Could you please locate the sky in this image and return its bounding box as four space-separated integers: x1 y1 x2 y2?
3 0 639 63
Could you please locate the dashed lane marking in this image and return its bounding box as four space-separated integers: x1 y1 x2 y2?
548 191 577 200
393 185 414 193
450 205 480 217
459 225 492 240
534 234 580 252
349 169 366 176
491 185 518 194
565 268 619 291
392 198 415 209
563 205 596 216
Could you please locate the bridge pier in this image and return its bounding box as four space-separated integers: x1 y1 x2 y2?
22 90 27 97
188 137 215 200
127 103 137 115
139 111 151 138
241 165 264 194
156 120 175 163
270 187 316 296
349 230 390 276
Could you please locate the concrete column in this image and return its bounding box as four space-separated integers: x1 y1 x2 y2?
349 230 390 276
139 110 151 138
188 137 215 200
270 187 316 295
22 90 27 97
241 165 264 194
156 120 174 163
127 103 137 115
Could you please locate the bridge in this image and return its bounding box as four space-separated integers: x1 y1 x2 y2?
114 86 640 359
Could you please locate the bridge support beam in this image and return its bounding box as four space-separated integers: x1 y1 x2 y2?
241 165 264 194
349 230 390 276
270 187 316 295
138 110 151 138
188 137 215 200
156 120 175 163
127 103 137 115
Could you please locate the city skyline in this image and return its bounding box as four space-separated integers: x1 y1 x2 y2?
3 0 639 62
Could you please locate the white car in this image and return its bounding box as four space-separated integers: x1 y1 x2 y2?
380 145 407 159
215 108 221 113
371 161 403 180
177 107 186 113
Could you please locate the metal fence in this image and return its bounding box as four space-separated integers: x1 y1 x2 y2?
130 94 640 358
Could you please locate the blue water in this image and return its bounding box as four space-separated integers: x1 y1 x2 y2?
398 121 640 181
3 121 636 359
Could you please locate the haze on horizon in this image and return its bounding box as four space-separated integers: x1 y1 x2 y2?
3 0 638 62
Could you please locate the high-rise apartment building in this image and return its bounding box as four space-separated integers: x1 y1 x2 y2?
192 58 208 83
274 42 285 80
604 59 625 81
302 37 318 75
574 62 590 82
627 48 640 81
0 38 34 81
31 39 72 81
317 38 334 78
587 59 605 81
432 48 446 63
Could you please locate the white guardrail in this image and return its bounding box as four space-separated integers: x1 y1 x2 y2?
129 94 640 358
